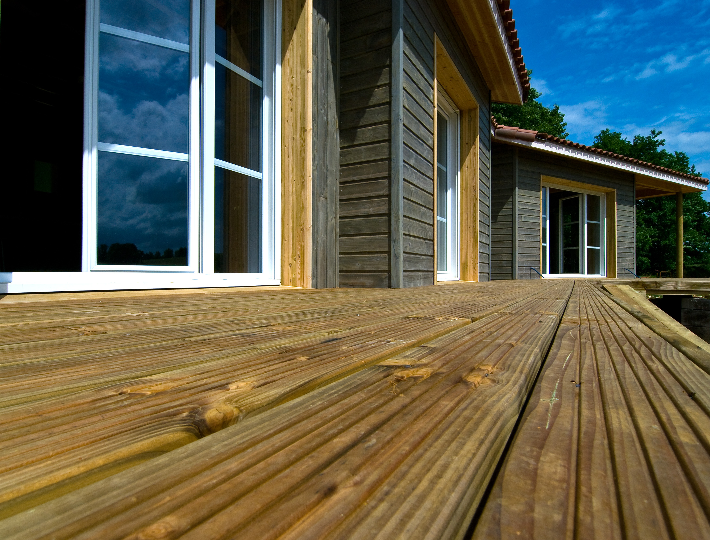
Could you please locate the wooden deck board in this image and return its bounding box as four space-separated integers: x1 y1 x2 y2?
1 280 710 538
0 282 573 539
473 281 710 539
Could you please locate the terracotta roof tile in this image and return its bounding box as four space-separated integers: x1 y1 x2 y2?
496 1 530 102
492 119 710 185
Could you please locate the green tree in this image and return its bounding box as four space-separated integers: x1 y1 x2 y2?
492 71 568 138
592 129 710 277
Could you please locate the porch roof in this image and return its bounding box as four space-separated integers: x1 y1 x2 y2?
494 123 709 198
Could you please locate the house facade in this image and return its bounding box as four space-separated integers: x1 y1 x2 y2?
0 0 528 293
491 125 709 280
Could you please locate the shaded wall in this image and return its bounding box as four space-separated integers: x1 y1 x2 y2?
491 142 636 279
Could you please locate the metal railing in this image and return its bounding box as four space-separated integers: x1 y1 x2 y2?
529 267 545 279
622 268 639 278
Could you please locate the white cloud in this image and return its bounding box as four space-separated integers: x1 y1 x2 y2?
634 48 710 79
532 78 552 97
559 100 609 140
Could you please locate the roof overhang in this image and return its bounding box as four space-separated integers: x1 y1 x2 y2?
444 0 527 105
494 134 709 198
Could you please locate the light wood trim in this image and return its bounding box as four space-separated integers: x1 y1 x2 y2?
541 175 616 195
460 108 479 282
606 190 617 278
435 36 479 282
677 192 684 278
281 0 313 288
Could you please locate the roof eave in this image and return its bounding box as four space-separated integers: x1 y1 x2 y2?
493 135 709 195
445 0 528 105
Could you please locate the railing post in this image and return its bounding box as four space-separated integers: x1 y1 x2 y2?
677 192 684 279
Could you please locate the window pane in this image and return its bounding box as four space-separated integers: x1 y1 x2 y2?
588 222 601 248
100 0 190 44
437 220 447 272
97 153 188 265
563 222 579 248
542 187 547 217
587 194 601 222
563 249 579 274
99 33 189 153
214 168 261 273
587 248 601 275
437 113 447 168
561 197 579 224
216 0 263 79
215 63 262 171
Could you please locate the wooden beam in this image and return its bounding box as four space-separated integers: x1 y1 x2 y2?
677 192 684 279
606 190 617 278
281 0 313 288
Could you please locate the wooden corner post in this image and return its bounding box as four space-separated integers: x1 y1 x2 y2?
282 0 314 288
677 191 684 279
390 0 404 288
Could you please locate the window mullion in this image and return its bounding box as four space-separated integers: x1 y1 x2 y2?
201 0 216 273
188 0 202 272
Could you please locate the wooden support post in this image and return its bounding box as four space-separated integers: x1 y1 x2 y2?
677 192 684 279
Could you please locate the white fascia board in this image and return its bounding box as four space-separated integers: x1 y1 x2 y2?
498 136 708 192
487 0 523 103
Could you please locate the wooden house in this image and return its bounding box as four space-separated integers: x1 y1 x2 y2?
491 124 709 280
0 0 529 293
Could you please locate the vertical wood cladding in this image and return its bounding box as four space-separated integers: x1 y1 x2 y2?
338 0 392 288
312 0 339 287
491 144 515 280
504 145 636 279
401 0 493 285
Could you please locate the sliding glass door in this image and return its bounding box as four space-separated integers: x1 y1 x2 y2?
84 0 278 280
542 186 606 277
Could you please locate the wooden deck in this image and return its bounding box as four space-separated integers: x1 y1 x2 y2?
0 281 709 539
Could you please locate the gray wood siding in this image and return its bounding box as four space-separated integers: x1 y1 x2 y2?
491 144 515 280
312 0 339 288
516 148 636 278
402 0 435 286
338 0 392 288
400 0 494 283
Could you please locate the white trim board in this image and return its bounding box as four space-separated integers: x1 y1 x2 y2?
497 137 708 192
0 273 280 294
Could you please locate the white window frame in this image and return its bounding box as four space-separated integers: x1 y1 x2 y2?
0 0 281 293
541 182 606 278
436 87 460 282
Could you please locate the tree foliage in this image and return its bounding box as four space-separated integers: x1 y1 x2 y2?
592 130 710 277
491 72 568 138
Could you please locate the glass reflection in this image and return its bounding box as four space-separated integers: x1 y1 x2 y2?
97 153 188 265
100 0 190 43
587 194 600 222
99 33 189 153
214 167 261 273
216 0 263 78
588 223 601 247
437 112 448 272
563 249 579 274
588 248 601 275
215 63 262 170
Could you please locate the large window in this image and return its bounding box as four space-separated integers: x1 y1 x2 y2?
83 0 279 281
543 185 606 277
436 88 460 281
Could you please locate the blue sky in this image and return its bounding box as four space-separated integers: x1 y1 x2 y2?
510 0 710 201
